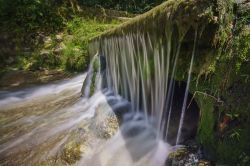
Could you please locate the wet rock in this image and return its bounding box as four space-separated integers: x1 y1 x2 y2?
91 102 119 139
165 82 200 145
169 148 187 157
43 37 52 49
81 55 101 97
96 115 118 139
61 141 81 164
5 57 15 64
40 50 50 56
64 35 74 42
54 123 94 165
38 157 66 166
0 70 69 90
198 160 211 166
166 142 212 166
53 43 66 54
55 33 64 42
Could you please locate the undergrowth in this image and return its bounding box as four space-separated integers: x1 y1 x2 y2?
61 18 119 71
0 15 119 73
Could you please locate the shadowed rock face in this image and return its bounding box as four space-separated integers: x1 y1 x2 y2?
111 85 200 146
164 81 200 145
90 0 219 47
236 0 248 3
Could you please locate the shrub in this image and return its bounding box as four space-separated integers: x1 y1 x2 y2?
61 17 118 72
78 0 165 13
0 0 64 32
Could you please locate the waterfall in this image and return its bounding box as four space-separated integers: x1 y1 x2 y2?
0 17 202 166
84 23 200 145
82 53 102 98
175 30 197 145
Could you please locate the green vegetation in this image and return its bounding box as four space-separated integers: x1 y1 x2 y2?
195 2 250 164
196 97 216 155
90 57 100 96
0 0 64 33
0 0 121 74
0 0 249 165
61 18 118 71
194 2 250 165
0 0 164 74
79 0 165 13
0 18 118 73
61 141 81 164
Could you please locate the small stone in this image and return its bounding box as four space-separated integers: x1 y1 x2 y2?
40 50 50 56
55 33 63 42
43 36 52 43
5 57 15 64
92 102 119 139
198 160 210 166
64 35 74 41
43 36 52 48
168 147 188 160
53 43 66 54
73 48 81 52
80 144 86 153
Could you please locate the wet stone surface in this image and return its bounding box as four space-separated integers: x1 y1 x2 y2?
166 141 212 166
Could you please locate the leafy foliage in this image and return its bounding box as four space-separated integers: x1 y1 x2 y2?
0 0 120 73
0 0 64 33
61 18 118 71
79 0 165 13
10 17 118 72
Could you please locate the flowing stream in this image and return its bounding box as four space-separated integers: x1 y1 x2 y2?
0 73 177 166
0 16 201 166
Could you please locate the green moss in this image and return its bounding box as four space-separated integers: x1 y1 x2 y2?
90 58 100 96
0 17 119 73
234 29 250 73
216 126 250 165
91 0 215 41
61 141 81 164
0 2 123 74
214 0 234 47
61 18 118 72
196 96 216 156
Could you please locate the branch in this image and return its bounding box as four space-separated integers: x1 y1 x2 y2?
187 91 224 109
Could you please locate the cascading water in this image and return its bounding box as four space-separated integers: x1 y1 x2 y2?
0 2 204 165
88 27 200 143
78 24 201 164
0 30 201 166
0 71 175 166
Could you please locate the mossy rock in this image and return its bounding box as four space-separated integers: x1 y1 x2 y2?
91 102 119 139
61 141 82 164
168 147 189 160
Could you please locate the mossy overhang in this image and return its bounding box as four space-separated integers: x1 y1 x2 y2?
89 0 219 46
88 0 222 81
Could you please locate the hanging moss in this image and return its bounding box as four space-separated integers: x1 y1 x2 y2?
196 95 217 159
90 0 216 41
90 58 100 96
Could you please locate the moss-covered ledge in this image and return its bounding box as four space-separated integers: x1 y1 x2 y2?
90 0 217 42
88 0 234 81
